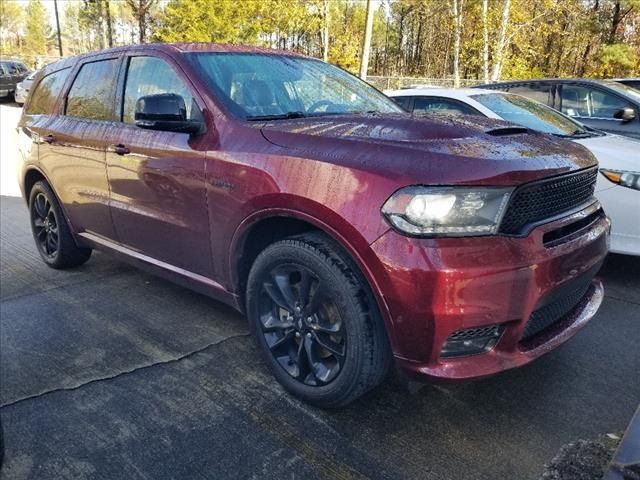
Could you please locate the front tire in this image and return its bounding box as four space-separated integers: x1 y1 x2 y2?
29 181 92 269
246 232 391 408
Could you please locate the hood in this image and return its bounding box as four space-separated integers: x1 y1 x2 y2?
573 133 640 172
259 114 597 186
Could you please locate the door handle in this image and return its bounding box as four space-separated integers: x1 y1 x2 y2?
42 134 55 144
108 144 130 155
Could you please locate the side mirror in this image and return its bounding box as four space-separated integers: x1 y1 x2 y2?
135 93 203 134
614 107 636 123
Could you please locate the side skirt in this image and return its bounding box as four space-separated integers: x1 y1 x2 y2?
78 232 242 311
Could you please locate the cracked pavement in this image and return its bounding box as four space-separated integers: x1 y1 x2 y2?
0 102 639 479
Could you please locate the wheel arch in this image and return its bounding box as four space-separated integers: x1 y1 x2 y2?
23 167 48 204
22 167 77 236
229 208 398 350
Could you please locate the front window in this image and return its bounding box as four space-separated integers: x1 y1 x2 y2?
122 56 199 124
471 92 591 137
560 85 635 119
189 53 403 120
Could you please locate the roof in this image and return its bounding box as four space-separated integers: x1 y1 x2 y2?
385 87 496 98
38 42 310 79
477 78 627 87
49 42 304 65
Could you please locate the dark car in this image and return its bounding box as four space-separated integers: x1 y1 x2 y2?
0 60 29 100
476 78 640 139
17 44 609 407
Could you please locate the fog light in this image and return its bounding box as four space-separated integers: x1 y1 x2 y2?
440 325 504 358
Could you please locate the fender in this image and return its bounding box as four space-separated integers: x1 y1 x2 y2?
229 204 399 351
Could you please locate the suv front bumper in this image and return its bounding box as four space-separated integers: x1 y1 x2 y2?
369 202 610 381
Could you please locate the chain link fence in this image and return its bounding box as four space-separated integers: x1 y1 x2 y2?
366 76 490 91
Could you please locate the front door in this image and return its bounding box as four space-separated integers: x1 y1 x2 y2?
559 83 640 138
105 54 213 278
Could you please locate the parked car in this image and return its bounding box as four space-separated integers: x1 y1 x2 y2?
18 44 609 407
612 78 640 91
387 88 640 256
475 79 640 139
15 70 38 105
0 60 30 101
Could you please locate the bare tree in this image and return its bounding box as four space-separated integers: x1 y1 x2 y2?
105 0 113 48
125 0 155 43
491 0 511 81
322 0 329 62
451 0 464 87
482 0 489 83
359 0 375 80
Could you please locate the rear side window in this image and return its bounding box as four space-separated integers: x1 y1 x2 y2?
122 56 196 124
25 68 70 115
66 59 119 121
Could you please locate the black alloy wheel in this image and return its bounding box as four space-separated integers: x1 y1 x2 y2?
258 264 346 386
29 181 92 269
246 233 391 408
31 192 59 259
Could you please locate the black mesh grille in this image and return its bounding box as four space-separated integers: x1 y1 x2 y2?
448 325 503 340
521 282 592 341
499 167 598 235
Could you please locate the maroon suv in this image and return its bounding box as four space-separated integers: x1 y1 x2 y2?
17 44 609 407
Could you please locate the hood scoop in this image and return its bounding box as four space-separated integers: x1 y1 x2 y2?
485 126 529 136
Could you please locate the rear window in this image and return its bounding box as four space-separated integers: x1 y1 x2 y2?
25 68 70 115
66 59 119 121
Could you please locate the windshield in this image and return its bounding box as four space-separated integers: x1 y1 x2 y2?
189 53 403 120
606 81 640 101
471 92 590 136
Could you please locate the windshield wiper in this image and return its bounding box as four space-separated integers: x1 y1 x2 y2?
246 111 307 121
555 129 592 139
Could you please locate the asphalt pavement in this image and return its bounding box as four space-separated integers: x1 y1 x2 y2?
0 102 639 479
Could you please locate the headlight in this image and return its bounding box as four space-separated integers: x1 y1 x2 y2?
600 169 640 190
381 186 513 236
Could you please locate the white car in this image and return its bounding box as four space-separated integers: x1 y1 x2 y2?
14 70 37 105
386 88 640 256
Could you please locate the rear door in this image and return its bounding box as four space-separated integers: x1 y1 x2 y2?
41 55 121 240
559 83 640 138
104 52 213 278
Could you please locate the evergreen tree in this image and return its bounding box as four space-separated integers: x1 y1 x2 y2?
23 0 49 56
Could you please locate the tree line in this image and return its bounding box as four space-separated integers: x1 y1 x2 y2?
1 0 638 81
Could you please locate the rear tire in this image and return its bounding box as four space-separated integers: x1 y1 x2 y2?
246 232 391 408
29 181 92 269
